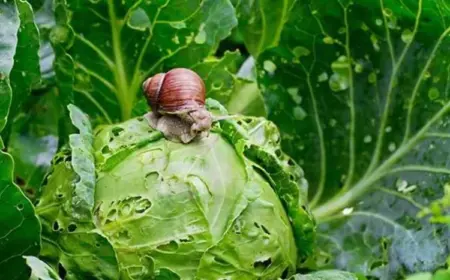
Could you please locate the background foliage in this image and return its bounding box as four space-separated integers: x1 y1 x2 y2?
1 0 450 279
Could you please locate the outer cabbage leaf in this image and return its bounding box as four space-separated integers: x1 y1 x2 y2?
51 0 237 123
256 0 450 278
36 105 119 279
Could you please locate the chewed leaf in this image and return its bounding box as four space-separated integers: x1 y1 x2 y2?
36 149 120 279
257 0 450 278
52 0 237 122
68 104 95 221
0 150 40 280
219 116 316 259
24 256 61 280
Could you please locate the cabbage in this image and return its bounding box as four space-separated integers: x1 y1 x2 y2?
36 103 315 279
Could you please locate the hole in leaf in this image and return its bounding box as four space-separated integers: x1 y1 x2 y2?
281 268 289 278
53 221 60 231
101 145 111 154
68 223 77 232
95 242 100 247
370 260 386 270
58 263 67 279
107 209 117 218
157 240 179 252
254 222 261 228
275 149 282 157
15 176 25 186
17 203 24 210
135 199 152 213
179 235 193 243
287 159 295 166
253 258 272 271
289 174 295 181
112 127 124 136
244 118 252 124
261 225 270 235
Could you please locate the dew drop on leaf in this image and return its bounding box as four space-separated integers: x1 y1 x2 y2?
293 107 307 120
287 88 302 104
388 142 396 152
293 46 310 57
385 126 392 133
323 36 334 44
342 207 353 215
375 18 383 26
401 29 413 44
194 29 207 44
318 72 328 82
428 87 440 100
263 60 277 74
363 135 372 143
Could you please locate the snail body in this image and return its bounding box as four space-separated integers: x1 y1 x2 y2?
142 68 212 143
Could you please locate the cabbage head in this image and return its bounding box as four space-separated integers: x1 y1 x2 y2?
35 102 315 280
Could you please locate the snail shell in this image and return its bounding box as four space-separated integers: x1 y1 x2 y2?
142 68 206 114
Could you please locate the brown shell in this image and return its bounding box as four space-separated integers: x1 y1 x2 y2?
143 68 206 113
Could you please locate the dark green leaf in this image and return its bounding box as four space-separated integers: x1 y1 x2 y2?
52 0 237 123
7 89 60 201
233 0 296 57
25 256 62 280
256 0 450 278
0 0 20 132
0 149 40 280
193 50 267 117
8 0 41 119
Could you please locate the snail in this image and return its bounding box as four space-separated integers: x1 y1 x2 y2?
142 68 213 143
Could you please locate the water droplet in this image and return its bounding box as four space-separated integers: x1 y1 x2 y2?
293 107 307 120
329 73 349 92
318 72 328 82
370 34 380 51
287 88 302 104
424 71 431 80
293 46 310 57
368 72 377 84
401 29 413 44
172 35 180 44
396 179 408 191
323 36 334 44
263 60 277 74
194 29 206 44
361 23 369 31
342 207 354 215
329 119 337 127
21 71 26 77
375 18 383 26
383 8 393 17
428 87 440 100
385 126 392 133
169 22 186 29
388 142 396 152
354 63 363 73
364 135 372 143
